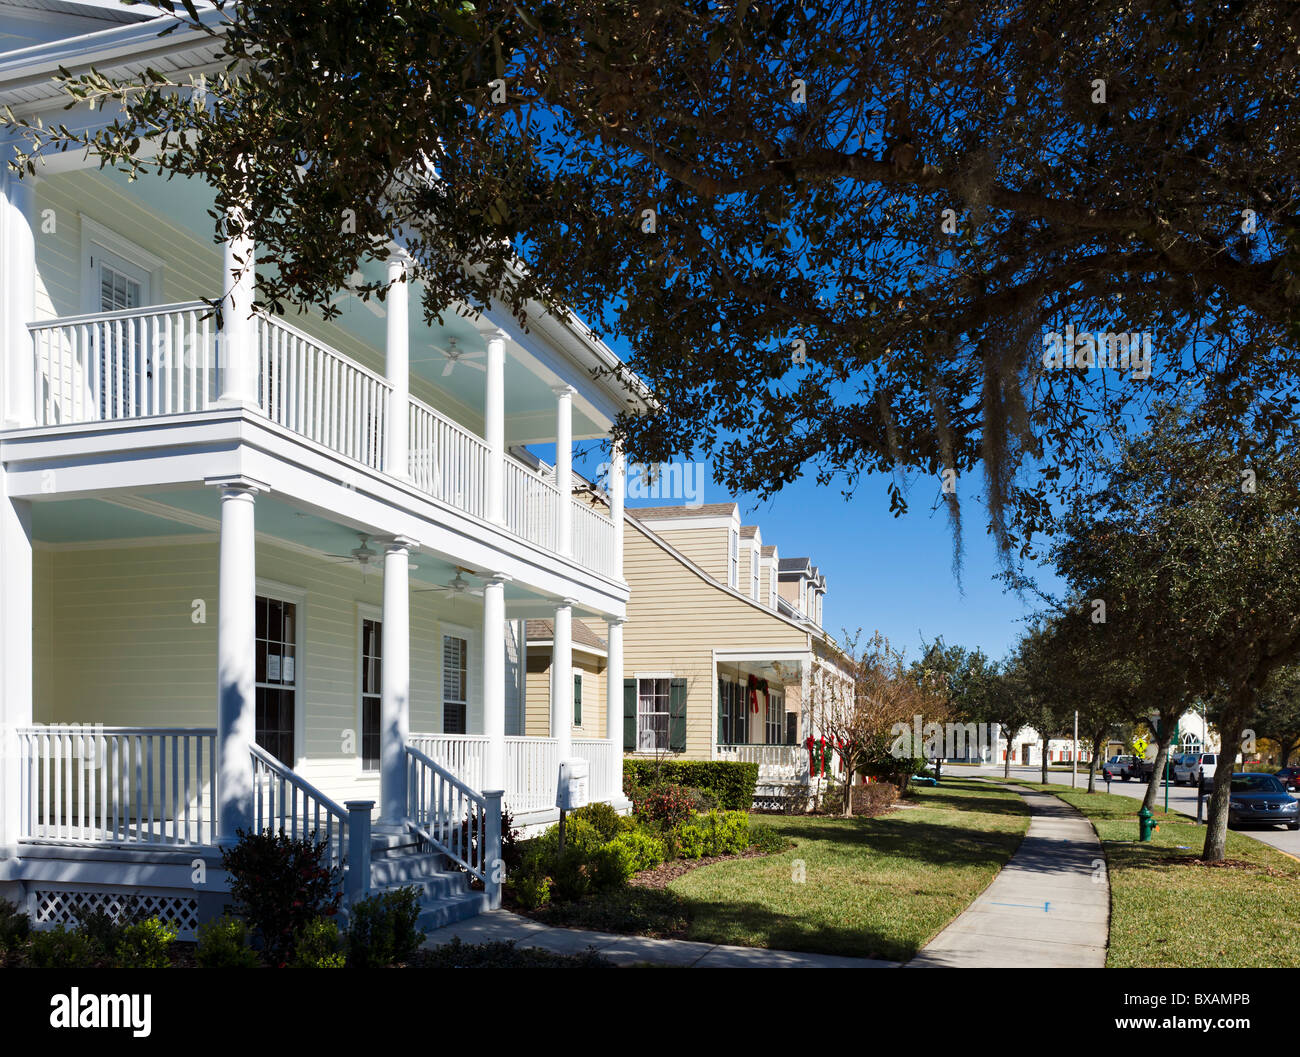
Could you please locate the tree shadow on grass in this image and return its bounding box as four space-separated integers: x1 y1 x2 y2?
757 818 1024 873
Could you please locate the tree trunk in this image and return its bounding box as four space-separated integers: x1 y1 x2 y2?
1040 735 1049 784
1003 733 1012 778
1088 733 1104 793
1202 711 1247 862
1142 725 1175 812
843 766 855 818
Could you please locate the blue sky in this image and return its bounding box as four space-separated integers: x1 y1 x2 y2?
562 437 1061 663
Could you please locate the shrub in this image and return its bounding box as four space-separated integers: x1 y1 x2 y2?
589 840 636 890
220 829 340 965
0 898 30 950
568 801 623 842
623 760 759 810
684 786 720 813
346 888 422 968
606 829 666 873
195 916 260 968
635 783 696 828
549 845 593 904
511 853 553 911
458 809 523 876
290 917 345 968
677 810 750 859
677 820 707 859
114 917 176 969
535 815 604 856
27 926 104 969
748 823 792 854
851 781 900 817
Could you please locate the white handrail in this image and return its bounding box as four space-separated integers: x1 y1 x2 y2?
16 724 217 845
404 744 497 886
250 743 349 867
503 458 560 554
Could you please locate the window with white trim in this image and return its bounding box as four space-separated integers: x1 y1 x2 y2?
728 528 739 588
255 596 298 767
443 635 468 734
637 677 670 752
765 689 784 745
360 618 382 771
768 565 777 609
751 547 760 599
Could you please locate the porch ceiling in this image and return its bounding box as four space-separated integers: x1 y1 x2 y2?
28 491 582 609
80 168 608 441
715 658 802 685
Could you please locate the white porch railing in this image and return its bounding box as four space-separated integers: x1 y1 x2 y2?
28 302 216 426
254 312 391 472
717 743 807 782
407 733 617 814
16 725 217 845
408 395 489 517
405 745 500 904
250 743 349 867
572 500 616 577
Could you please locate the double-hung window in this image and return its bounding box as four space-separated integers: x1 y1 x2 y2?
751 547 760 599
765 690 784 745
443 635 468 734
360 618 382 771
255 596 298 767
728 529 739 588
637 677 670 751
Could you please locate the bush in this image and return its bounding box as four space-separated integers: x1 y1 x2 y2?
568 801 623 842
589 841 636 890
549 845 593 904
677 820 707 859
634 783 696 828
290 917 345 968
220 829 340 965
114 917 176 969
27 926 104 969
850 781 900 817
684 786 720 813
0 898 30 950
677 810 751 859
605 829 666 873
511 853 553 911
747 823 792 854
346 888 422 968
195 916 261 968
623 760 759 810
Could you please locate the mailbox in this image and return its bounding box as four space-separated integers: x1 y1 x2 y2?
556 757 590 811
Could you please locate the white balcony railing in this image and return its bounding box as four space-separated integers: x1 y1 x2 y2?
29 301 217 425
254 313 391 472
717 743 807 781
26 304 617 578
408 395 489 519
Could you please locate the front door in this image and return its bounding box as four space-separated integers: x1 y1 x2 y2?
256 595 298 766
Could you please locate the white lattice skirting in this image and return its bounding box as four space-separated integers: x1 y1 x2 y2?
28 885 202 940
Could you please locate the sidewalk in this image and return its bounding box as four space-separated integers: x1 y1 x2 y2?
422 909 899 968
906 784 1109 968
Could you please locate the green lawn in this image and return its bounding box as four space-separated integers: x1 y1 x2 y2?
666 778 1030 960
1002 781 1300 968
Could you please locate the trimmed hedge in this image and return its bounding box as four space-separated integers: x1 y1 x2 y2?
623 760 759 811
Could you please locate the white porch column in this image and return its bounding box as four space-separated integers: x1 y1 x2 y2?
212 476 265 845
485 330 506 524
482 573 510 791
610 439 625 580
1 140 36 429
217 189 258 408
380 537 414 825
0 491 33 854
385 256 410 480
605 617 625 800
550 600 574 763
553 385 575 557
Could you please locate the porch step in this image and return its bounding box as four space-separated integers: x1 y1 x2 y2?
360 843 490 932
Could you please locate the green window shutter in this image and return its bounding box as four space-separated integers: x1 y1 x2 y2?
669 677 688 753
623 678 637 751
573 673 582 726
718 679 726 745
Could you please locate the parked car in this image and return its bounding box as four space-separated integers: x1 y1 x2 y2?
1171 753 1199 785
1274 767 1300 791
1190 753 1218 787
1103 755 1136 781
1227 773 1300 830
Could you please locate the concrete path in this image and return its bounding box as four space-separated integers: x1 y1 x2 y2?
906 784 1110 968
422 909 899 968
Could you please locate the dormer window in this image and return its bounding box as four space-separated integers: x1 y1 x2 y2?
729 528 739 588
769 569 777 609
751 547 760 599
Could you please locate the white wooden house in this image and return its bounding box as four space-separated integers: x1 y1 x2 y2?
0 0 650 935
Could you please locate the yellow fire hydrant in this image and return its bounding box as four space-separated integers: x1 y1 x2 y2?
1138 806 1157 842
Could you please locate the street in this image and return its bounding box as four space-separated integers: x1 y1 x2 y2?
971 763 1300 860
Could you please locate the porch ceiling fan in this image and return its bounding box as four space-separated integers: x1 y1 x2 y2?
431 337 486 377
324 534 419 576
413 567 484 598
337 270 386 319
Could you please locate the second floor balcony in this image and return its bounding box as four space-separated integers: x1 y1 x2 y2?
23 300 619 578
